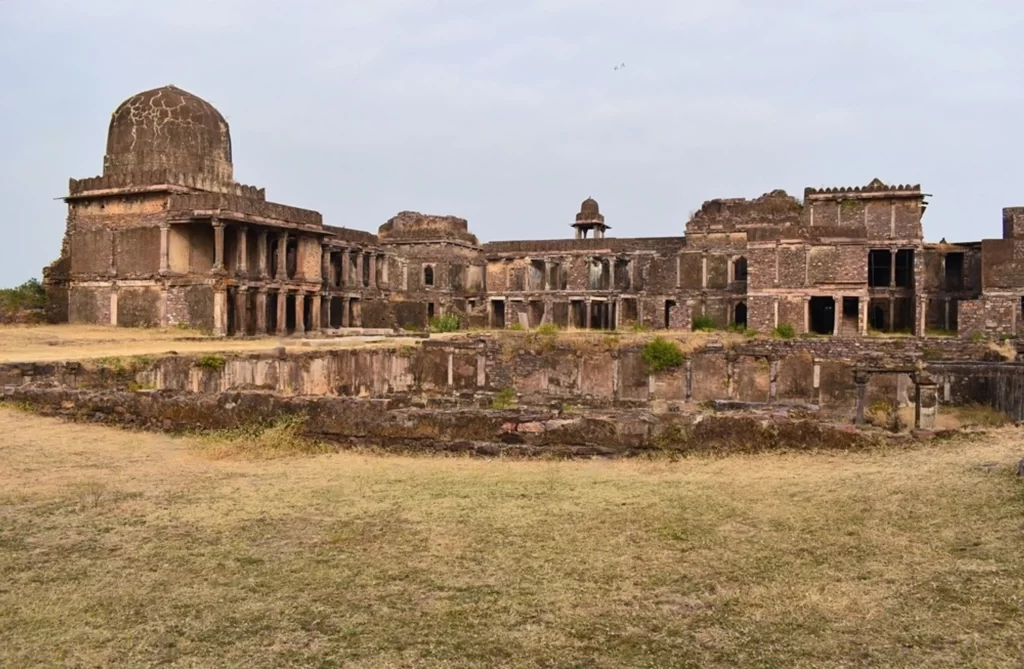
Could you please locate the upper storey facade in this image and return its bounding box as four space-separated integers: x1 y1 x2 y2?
40 86 1021 339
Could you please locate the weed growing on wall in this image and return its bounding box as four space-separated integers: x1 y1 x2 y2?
641 337 684 374
691 315 716 331
773 323 796 339
429 314 460 333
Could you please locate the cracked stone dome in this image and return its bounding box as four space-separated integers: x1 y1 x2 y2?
103 85 233 184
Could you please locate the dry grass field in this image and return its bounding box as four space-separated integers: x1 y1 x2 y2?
2 408 1024 668
0 324 404 363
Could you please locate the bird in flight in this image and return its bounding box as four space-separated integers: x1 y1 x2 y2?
613 63 626 70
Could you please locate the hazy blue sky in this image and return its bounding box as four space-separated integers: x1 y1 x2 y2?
1 0 1022 286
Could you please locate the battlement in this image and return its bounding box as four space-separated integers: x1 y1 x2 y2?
68 170 266 200
804 179 923 200
167 192 322 227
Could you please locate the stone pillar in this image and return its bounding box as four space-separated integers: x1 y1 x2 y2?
321 246 331 287
544 260 551 291
368 254 377 289
341 249 350 287
277 290 288 335
915 372 938 430
917 296 927 337
889 249 897 288
701 254 708 289
832 295 840 336
109 286 118 326
276 232 288 280
854 371 869 424
858 296 868 336
257 231 268 278
159 223 170 275
311 294 322 331
236 226 248 276
255 290 268 335
295 293 306 334
888 299 895 333
380 254 389 287
585 300 592 330
341 297 350 328
943 298 951 332
803 296 811 334
234 287 248 336
356 252 365 287
213 288 227 336
212 218 225 272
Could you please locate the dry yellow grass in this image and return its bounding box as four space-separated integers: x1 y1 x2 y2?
0 324 413 363
2 408 1024 668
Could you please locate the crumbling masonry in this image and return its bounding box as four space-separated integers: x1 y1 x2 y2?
41 86 1023 338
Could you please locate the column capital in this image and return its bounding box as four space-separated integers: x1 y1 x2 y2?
211 217 224 229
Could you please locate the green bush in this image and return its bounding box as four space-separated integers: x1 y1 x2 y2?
508 322 524 331
429 313 460 333
491 388 517 409
642 337 685 374
536 323 560 335
197 355 227 371
0 278 47 313
773 323 796 339
691 315 717 331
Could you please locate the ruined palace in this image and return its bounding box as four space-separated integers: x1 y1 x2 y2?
42 85 1024 338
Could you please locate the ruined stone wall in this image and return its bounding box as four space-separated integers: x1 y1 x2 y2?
165 284 214 330
958 297 1017 338
68 286 111 325
116 287 161 328
685 190 802 232
67 194 170 280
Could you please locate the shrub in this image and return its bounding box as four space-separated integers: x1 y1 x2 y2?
642 337 685 374
491 388 517 409
197 355 226 371
508 322 525 331
867 399 904 432
429 313 460 333
773 323 796 339
728 324 758 337
691 315 716 332
536 323 560 335
0 278 48 317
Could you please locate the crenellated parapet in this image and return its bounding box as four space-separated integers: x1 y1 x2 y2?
804 179 923 200
68 170 266 200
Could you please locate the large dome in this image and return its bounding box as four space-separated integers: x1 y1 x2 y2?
103 85 233 184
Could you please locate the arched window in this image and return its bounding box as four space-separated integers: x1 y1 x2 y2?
734 302 748 328
733 257 748 283
423 265 434 286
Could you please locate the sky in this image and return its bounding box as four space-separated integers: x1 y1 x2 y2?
1 0 1022 287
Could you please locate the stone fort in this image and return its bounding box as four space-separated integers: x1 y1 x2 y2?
42 85 1024 338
